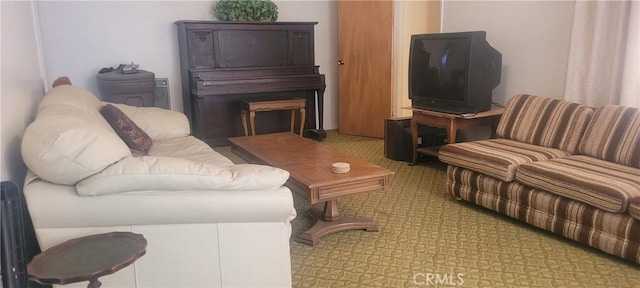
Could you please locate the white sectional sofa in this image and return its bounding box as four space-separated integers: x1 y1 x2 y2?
21 84 297 287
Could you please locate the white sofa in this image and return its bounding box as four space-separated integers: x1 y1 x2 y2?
21 84 297 287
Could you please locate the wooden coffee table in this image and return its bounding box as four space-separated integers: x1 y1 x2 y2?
228 132 393 245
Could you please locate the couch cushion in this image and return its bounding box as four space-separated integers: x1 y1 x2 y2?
76 156 290 196
496 94 593 154
516 155 640 213
21 86 131 185
149 136 234 166
101 104 153 155
37 85 104 113
439 139 571 182
578 105 640 168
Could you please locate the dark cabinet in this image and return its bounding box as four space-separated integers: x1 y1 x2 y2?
96 70 156 107
176 21 326 146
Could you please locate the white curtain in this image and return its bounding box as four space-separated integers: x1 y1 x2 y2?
563 0 640 108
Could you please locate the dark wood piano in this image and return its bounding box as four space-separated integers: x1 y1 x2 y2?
175 21 327 146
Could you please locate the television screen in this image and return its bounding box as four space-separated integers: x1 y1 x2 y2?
411 38 469 102
409 31 501 114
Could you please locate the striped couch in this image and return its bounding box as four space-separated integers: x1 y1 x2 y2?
439 94 640 264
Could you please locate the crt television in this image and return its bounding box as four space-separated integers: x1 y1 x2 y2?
409 31 502 114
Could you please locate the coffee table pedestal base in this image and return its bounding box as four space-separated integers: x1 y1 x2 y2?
297 201 378 246
228 133 393 246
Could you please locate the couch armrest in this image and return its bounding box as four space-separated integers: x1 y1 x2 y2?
109 103 190 140
25 175 296 228
76 156 290 196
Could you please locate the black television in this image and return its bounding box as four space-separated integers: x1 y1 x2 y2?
409 31 502 114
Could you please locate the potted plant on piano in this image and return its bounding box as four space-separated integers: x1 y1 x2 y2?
214 0 278 22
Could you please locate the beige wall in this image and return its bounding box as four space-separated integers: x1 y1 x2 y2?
442 1 575 105
393 0 441 117
35 0 339 130
1 1 45 186
277 0 338 130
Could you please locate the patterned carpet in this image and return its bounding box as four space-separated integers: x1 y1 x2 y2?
219 130 640 287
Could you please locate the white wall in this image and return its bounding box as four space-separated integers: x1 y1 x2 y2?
1 1 45 186
35 0 339 130
442 1 575 105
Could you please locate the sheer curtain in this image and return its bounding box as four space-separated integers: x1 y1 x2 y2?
563 0 639 108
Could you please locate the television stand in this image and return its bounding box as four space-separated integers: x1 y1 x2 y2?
409 107 504 164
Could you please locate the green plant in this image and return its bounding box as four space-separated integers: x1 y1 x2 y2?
214 0 278 22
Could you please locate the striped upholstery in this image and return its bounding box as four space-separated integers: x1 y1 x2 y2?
439 139 571 182
448 166 640 264
631 197 640 221
578 105 640 169
496 94 593 154
444 95 640 263
516 155 640 213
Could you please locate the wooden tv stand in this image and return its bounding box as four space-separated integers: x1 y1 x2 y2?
409 107 504 164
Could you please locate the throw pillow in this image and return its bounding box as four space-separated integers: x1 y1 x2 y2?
51 76 72 87
101 104 152 155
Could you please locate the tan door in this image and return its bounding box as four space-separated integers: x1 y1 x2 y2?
338 1 393 138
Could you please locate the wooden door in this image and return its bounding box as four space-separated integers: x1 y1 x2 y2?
338 1 393 138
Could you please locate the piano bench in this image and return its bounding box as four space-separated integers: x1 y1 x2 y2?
240 99 306 136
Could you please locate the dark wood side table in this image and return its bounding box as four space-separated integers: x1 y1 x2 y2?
410 107 504 164
27 232 147 288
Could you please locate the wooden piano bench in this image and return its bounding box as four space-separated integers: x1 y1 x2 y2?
240 99 306 136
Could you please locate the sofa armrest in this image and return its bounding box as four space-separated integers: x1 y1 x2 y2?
76 156 290 196
109 103 190 140
25 175 296 228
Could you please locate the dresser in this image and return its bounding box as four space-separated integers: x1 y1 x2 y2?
175 21 326 146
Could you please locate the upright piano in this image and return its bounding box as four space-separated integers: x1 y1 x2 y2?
175 21 327 146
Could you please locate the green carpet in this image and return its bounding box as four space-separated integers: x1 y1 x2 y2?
219 130 640 287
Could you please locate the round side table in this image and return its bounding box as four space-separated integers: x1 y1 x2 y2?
27 232 147 288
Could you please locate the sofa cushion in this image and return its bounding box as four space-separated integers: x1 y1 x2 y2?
37 85 104 114
496 94 593 154
76 156 290 196
21 86 131 185
516 155 640 213
101 104 152 155
439 139 571 182
578 105 640 169
149 136 234 166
